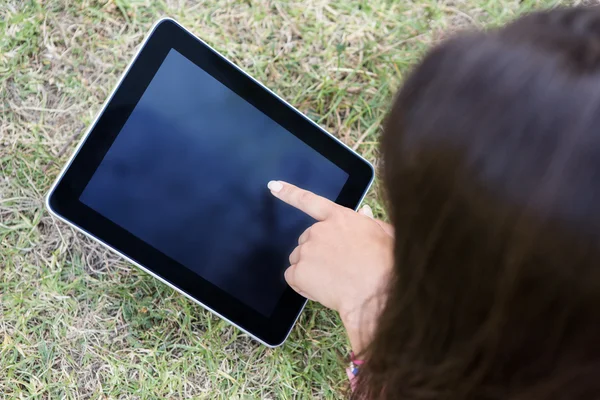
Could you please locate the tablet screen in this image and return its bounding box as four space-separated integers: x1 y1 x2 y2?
79 49 348 316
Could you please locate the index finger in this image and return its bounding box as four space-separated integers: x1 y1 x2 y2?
268 180 338 221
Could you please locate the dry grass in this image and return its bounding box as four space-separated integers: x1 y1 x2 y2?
1 0 567 398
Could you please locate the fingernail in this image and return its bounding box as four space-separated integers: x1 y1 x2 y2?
361 204 374 218
268 180 283 193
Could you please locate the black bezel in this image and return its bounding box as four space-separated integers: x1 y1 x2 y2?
48 19 374 346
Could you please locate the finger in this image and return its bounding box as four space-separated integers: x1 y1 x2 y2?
374 220 395 237
358 204 374 219
358 204 394 236
288 246 301 265
284 265 300 291
298 227 310 245
284 265 315 301
268 180 338 221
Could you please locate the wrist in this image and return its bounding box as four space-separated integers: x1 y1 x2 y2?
342 320 369 355
339 299 382 355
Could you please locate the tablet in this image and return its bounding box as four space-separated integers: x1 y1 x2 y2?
46 19 374 347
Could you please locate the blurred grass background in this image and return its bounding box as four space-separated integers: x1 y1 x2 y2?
0 0 571 398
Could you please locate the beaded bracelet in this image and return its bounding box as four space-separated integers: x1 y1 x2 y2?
346 351 364 390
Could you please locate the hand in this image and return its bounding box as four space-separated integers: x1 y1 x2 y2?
267 180 394 353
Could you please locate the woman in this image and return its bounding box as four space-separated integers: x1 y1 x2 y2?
269 7 600 399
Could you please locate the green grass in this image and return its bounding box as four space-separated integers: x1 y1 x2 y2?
0 0 567 398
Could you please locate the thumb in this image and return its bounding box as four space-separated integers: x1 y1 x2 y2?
358 204 375 219
359 205 395 237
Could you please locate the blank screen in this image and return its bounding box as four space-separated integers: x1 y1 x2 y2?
80 49 349 316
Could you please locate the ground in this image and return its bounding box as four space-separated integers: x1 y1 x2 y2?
0 0 569 398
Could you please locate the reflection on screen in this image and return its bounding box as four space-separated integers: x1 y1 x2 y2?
80 49 348 316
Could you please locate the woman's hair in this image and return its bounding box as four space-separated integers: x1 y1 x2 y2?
355 7 600 400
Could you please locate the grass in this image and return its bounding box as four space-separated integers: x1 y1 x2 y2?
0 0 570 398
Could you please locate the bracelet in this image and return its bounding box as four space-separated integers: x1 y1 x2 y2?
348 351 364 377
346 351 364 391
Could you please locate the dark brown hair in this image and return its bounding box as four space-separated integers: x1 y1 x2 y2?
354 7 600 400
